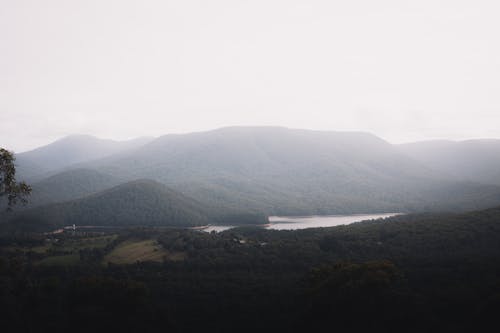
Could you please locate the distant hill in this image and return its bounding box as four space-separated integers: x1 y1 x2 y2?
319 204 500 263
7 127 500 220
16 135 154 181
79 127 500 214
2 180 220 231
399 139 500 185
25 168 123 208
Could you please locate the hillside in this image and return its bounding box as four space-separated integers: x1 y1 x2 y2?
399 139 500 185
2 205 500 332
16 135 153 180
319 204 500 259
25 168 124 207
2 180 217 231
81 127 500 214
7 127 500 217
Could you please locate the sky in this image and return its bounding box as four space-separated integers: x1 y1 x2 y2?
1 0 500 152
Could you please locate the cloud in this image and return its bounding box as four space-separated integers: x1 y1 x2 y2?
1 0 499 151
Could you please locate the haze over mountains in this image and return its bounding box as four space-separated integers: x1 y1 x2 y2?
4 127 500 229
26 168 124 207
16 135 154 182
399 140 500 186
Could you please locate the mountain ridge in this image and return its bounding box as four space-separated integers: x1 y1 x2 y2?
2 180 212 231
399 139 500 185
16 135 154 181
7 127 500 219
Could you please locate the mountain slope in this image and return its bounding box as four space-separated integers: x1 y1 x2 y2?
3 180 217 231
82 127 500 214
16 135 153 180
26 168 124 207
399 139 500 185
9 127 500 217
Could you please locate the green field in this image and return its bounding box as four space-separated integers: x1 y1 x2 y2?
57 235 117 252
0 235 119 266
103 239 178 264
0 235 185 266
2 235 117 255
36 254 80 266
3 244 51 254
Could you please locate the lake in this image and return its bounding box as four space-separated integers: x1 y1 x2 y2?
201 213 400 232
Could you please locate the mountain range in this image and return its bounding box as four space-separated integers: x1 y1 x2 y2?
3 127 500 230
16 135 154 182
398 139 500 185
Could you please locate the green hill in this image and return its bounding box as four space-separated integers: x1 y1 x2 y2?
16 135 153 181
25 168 123 208
3 180 220 231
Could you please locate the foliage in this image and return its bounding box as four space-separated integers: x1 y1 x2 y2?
1 206 500 332
1 180 269 230
1 180 212 229
24 168 122 208
0 148 31 211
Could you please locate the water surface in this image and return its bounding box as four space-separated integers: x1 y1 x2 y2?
202 213 400 232
267 213 400 230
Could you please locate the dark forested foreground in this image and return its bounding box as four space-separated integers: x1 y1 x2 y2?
1 207 500 333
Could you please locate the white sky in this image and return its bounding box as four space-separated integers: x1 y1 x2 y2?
1 0 500 152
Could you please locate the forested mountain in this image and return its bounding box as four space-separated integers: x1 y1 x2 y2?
26 168 123 207
8 127 500 218
2 180 216 231
16 135 153 181
399 139 500 185
80 127 500 214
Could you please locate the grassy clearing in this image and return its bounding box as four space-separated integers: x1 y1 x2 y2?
37 254 80 266
2 235 185 266
58 235 117 252
2 244 51 254
29 244 52 253
23 235 118 266
1 235 117 255
103 239 182 264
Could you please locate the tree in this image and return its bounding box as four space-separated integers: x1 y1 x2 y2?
0 148 32 211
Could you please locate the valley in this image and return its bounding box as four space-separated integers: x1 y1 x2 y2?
4 127 500 233
2 127 500 333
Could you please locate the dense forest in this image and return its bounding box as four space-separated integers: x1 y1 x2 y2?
0 180 268 231
1 206 499 332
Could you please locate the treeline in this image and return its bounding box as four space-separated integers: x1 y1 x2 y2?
1 207 500 332
0 180 268 231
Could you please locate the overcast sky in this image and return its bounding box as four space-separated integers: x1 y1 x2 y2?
1 0 500 152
